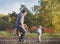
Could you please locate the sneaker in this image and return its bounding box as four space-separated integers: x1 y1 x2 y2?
18 39 26 42
37 40 41 42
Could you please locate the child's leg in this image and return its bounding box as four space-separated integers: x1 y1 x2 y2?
37 33 41 42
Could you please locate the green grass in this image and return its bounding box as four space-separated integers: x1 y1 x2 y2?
0 31 9 37
0 31 60 37
26 32 37 37
26 33 60 37
0 31 16 37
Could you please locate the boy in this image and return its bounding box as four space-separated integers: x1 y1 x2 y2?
36 25 42 42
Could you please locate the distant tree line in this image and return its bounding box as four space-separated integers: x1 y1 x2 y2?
0 0 60 33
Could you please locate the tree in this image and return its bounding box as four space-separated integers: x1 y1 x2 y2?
0 14 8 30
8 11 17 28
34 0 52 27
34 0 60 33
52 0 60 33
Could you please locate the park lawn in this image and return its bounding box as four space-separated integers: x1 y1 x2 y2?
26 33 60 38
0 31 16 37
0 31 60 38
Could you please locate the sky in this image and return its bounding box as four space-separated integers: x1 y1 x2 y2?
0 0 39 15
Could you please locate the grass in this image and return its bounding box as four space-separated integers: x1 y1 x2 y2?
0 31 16 37
0 31 60 37
26 33 60 37
26 32 37 38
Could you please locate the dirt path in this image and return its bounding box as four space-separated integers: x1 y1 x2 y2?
0 37 60 44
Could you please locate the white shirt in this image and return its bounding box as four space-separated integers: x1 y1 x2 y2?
20 14 24 25
37 28 42 33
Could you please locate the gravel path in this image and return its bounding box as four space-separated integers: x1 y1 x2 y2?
0 37 60 44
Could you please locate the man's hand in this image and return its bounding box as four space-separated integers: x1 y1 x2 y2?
19 24 27 34
22 24 27 33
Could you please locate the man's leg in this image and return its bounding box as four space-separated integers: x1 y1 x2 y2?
18 26 26 41
16 29 19 37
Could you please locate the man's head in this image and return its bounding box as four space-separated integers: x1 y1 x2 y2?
22 9 27 16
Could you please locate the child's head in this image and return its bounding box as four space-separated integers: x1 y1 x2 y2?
38 25 42 29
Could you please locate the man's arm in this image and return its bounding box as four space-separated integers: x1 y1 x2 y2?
20 15 24 28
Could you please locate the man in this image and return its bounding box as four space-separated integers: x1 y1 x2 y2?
16 9 27 42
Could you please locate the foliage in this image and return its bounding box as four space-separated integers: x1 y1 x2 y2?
34 0 60 33
0 0 60 33
52 0 60 33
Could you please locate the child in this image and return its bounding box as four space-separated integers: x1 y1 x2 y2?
36 25 42 42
